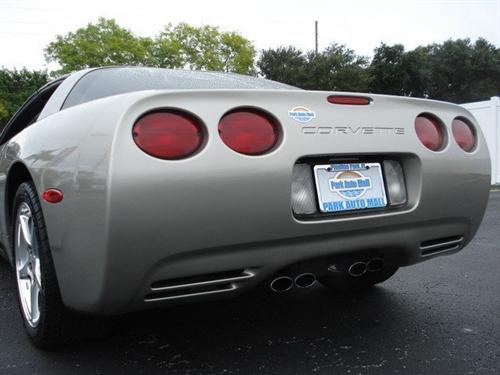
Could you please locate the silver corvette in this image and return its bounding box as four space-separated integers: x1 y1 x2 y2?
0 66 490 347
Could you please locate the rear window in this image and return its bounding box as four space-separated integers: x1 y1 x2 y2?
62 67 297 109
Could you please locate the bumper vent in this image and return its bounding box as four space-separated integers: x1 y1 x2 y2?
420 235 464 257
144 269 255 302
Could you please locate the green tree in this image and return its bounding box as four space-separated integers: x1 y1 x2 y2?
0 101 9 126
468 39 500 102
258 43 369 91
369 43 433 97
44 18 152 75
369 43 407 95
426 39 474 102
369 39 500 102
44 18 256 75
426 38 500 102
400 46 433 98
257 46 308 86
0 68 49 128
151 23 256 74
307 43 369 91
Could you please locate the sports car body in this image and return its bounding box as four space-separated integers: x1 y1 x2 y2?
0 67 490 346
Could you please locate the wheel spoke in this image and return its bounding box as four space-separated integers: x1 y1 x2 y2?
30 279 40 322
17 258 30 279
23 279 32 316
33 258 42 289
16 222 27 251
19 213 33 248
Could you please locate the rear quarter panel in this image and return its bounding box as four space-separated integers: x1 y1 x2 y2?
0 95 135 305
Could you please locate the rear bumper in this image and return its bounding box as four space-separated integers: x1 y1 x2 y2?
46 90 490 314
71 214 475 315
138 217 469 305
65 154 489 315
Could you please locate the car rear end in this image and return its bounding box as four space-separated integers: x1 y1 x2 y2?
66 89 490 314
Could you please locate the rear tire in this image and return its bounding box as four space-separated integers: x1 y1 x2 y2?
319 265 398 292
12 182 79 348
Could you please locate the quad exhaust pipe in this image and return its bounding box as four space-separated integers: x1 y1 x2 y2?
348 261 367 277
270 257 385 291
270 273 316 292
270 276 294 292
347 257 385 277
294 273 316 288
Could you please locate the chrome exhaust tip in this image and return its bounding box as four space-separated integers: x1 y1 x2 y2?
348 262 367 277
294 273 316 288
367 258 384 272
270 276 294 292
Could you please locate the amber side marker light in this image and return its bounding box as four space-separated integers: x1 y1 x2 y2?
42 189 63 203
327 95 372 105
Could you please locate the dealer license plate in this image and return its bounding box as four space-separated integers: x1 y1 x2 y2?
314 162 387 213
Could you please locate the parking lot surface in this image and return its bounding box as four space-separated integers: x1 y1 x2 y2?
0 192 499 374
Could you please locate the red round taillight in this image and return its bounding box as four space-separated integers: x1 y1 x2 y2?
452 117 476 152
218 109 280 155
415 115 445 151
132 110 204 160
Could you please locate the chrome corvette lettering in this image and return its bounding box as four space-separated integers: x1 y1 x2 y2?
302 126 405 135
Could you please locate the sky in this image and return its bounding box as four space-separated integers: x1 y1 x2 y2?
0 0 499 71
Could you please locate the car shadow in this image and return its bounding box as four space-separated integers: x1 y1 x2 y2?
55 283 432 373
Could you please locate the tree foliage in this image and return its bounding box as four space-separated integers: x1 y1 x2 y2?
151 23 256 74
307 44 370 91
44 18 151 74
0 68 49 128
368 38 500 102
424 38 500 102
258 46 309 87
258 43 370 92
258 38 499 103
369 43 407 95
45 18 256 75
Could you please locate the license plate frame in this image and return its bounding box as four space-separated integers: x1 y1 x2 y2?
313 162 388 213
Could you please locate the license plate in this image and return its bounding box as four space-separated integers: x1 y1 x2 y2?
314 162 387 213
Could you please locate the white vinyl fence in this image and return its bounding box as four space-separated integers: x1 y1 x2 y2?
462 97 500 185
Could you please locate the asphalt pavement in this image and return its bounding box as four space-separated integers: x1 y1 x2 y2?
0 192 499 374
